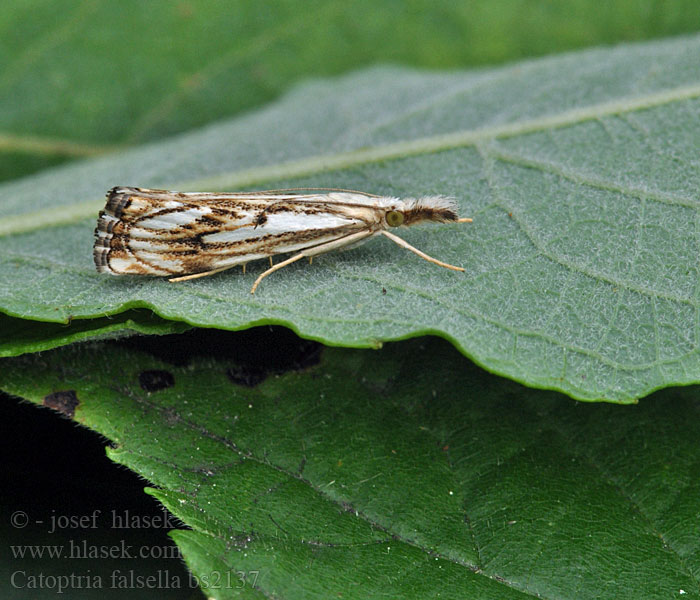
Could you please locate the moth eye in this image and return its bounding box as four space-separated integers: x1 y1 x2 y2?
386 210 405 227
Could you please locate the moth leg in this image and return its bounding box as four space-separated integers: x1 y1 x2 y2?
380 230 465 272
250 230 374 294
308 257 313 265
169 265 237 282
242 264 246 275
269 257 274 267
250 254 305 294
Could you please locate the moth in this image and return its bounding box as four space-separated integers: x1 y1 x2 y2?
94 186 472 294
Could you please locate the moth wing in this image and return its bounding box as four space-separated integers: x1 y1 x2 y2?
94 188 378 276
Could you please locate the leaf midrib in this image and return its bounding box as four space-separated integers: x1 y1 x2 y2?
2 81 699 239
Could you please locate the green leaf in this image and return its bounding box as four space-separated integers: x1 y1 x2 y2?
0 310 191 357
2 35 700 401
2 337 698 598
5 0 700 181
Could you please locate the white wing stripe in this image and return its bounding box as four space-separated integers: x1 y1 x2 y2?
202 213 356 244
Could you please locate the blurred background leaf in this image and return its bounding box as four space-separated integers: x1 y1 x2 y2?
3 0 700 181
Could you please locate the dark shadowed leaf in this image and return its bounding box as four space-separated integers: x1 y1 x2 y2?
1 337 698 598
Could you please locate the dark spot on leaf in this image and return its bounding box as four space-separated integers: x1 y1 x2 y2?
43 390 79 418
138 370 175 392
382 287 387 295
